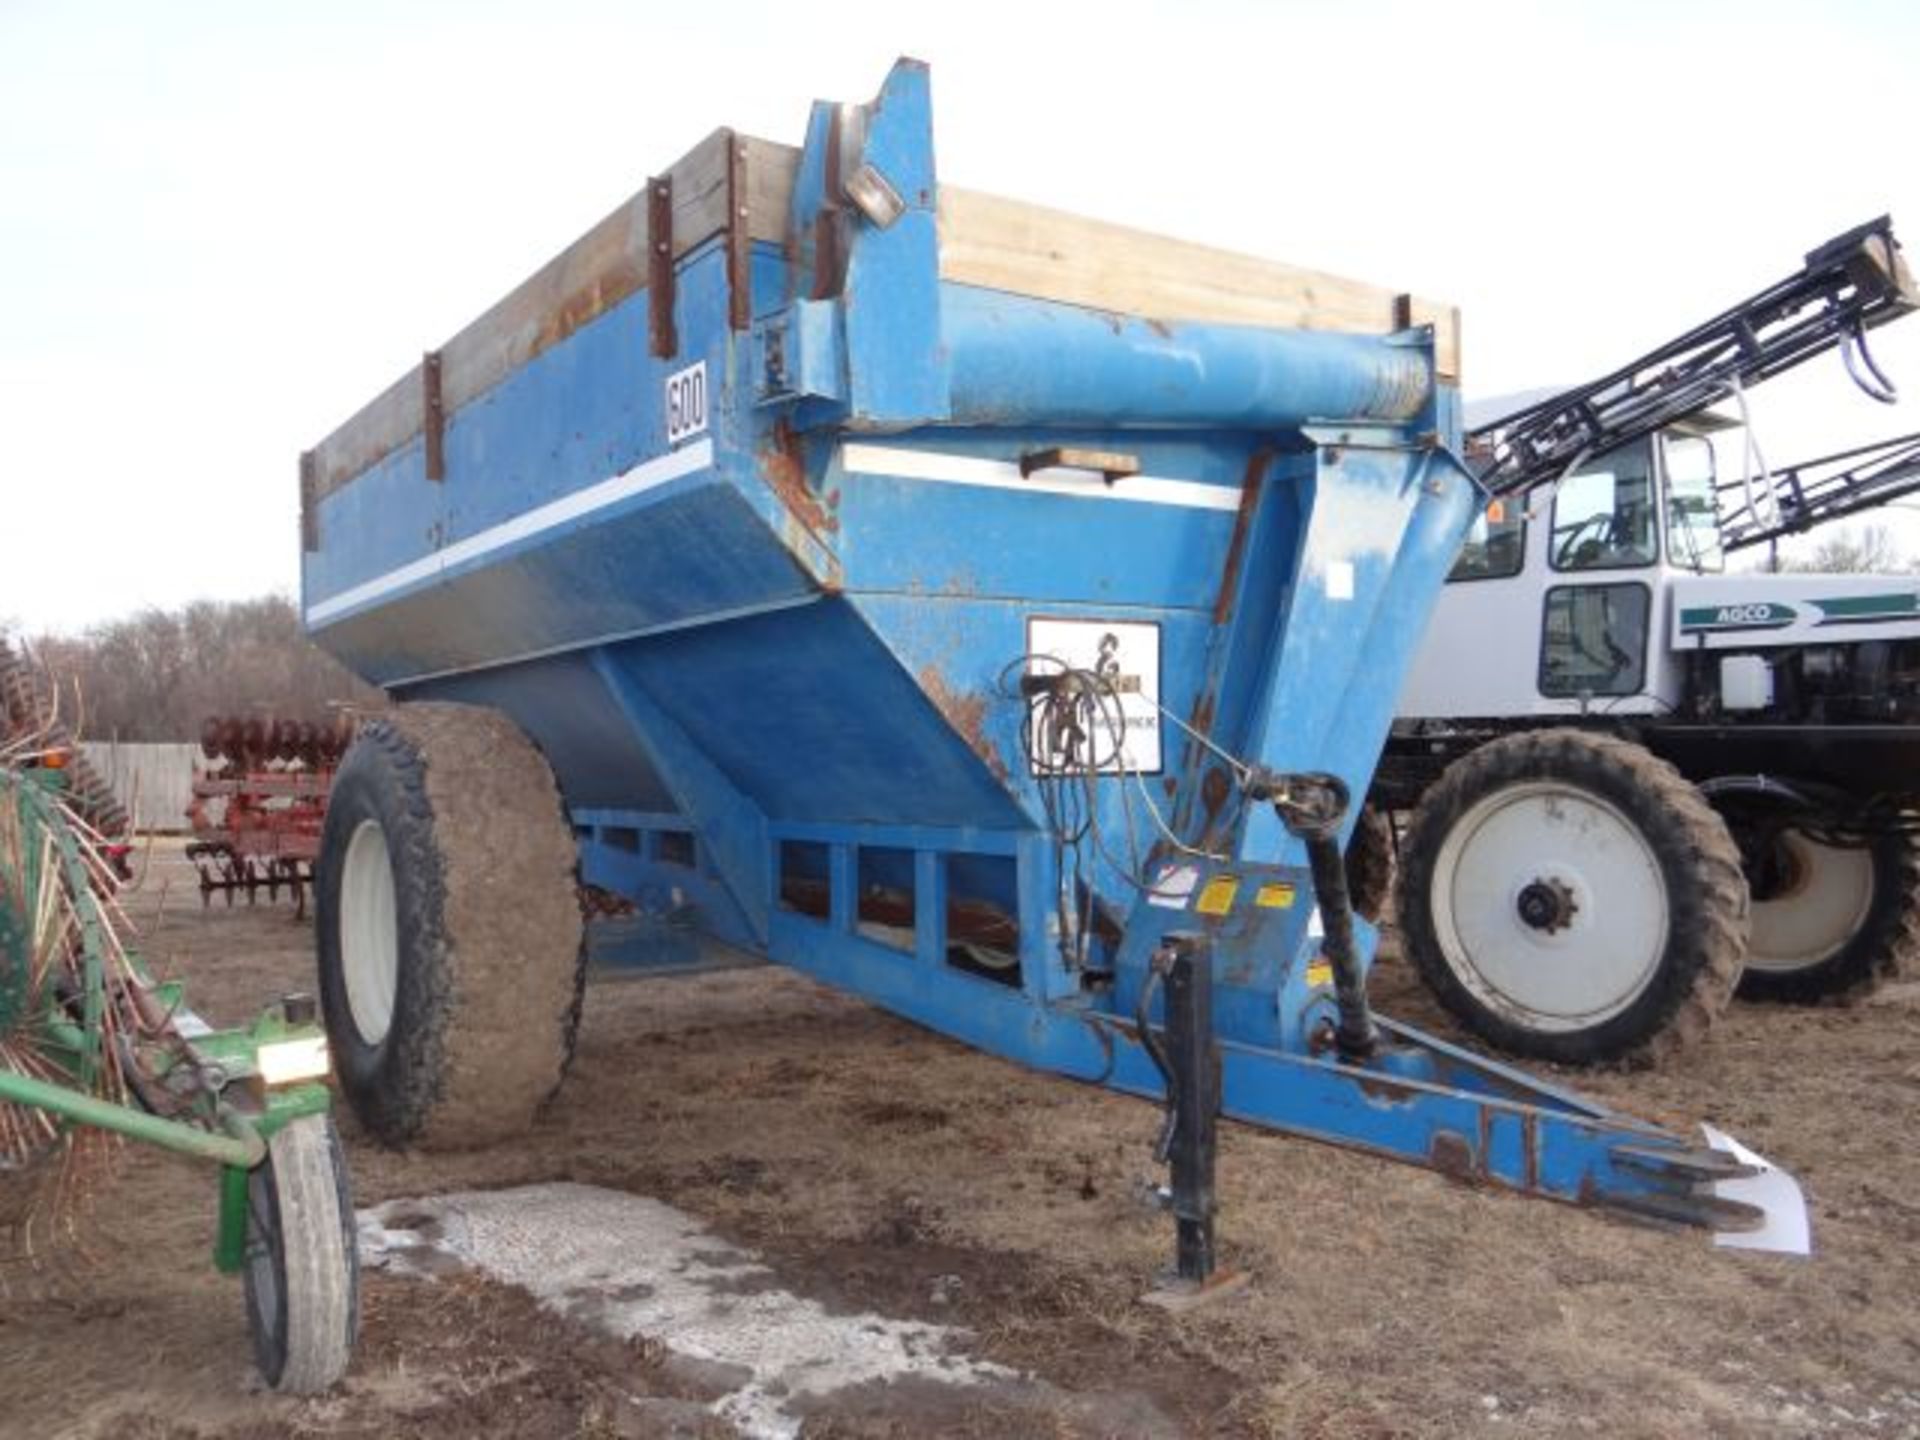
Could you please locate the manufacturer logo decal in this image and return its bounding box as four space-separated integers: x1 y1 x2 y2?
1679 602 1797 633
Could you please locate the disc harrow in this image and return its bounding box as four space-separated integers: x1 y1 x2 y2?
186 713 354 917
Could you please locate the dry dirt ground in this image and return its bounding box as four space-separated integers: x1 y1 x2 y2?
5 843 1920 1439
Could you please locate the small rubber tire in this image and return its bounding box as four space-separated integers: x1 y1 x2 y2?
1398 729 1748 1066
243 1114 358 1394
316 702 584 1149
1345 805 1397 924
1735 827 1920 1004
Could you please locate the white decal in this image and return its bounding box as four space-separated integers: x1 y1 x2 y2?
1025 618 1163 774
665 361 708 445
841 444 1241 512
1148 863 1201 909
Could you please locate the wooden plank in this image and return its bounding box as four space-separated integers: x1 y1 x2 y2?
742 135 797 240
309 132 1460 502
936 186 1461 381
310 130 787 501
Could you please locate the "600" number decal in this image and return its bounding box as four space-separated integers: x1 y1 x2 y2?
665 361 708 445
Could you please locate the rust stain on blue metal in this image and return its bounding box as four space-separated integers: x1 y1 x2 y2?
761 421 839 539
918 665 1007 781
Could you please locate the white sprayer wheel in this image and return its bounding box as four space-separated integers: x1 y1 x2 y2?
1430 781 1670 1032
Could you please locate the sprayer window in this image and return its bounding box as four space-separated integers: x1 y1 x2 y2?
1551 439 1657 572
1538 583 1650 698
1663 434 1725 573
1448 496 1526 582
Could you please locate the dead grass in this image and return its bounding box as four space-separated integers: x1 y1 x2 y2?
5 845 1919 1436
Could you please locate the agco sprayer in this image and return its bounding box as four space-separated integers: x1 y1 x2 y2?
0 637 357 1390
1372 222 1918 1065
298 60 1806 1295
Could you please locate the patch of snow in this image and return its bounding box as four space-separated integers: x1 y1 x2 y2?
359 1182 1016 1439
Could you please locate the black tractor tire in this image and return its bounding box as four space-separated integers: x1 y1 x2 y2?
1398 729 1748 1067
1734 828 1920 1004
1345 805 1397 924
316 702 584 1149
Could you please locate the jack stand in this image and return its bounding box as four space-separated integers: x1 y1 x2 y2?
1139 934 1248 1313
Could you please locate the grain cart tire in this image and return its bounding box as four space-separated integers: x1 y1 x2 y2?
1398 729 1748 1066
1345 805 1397 924
1734 827 1920 1004
244 1114 358 1394
316 703 583 1149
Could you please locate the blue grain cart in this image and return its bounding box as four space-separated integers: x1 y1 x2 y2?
302 60 1800 1287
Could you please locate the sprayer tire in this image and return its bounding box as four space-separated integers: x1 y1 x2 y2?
1736 828 1920 1003
316 702 584 1149
244 1114 358 1394
1398 729 1747 1066
1345 805 1397 924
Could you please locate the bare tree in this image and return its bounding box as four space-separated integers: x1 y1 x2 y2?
1779 523 1911 575
28 597 383 742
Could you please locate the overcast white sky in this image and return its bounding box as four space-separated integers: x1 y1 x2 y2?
4 0 1918 634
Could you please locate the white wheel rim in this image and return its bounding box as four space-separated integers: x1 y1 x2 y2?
1744 831 1874 974
1430 782 1670 1032
340 819 399 1045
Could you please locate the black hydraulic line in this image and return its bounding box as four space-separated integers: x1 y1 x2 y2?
1250 769 1379 1060
1135 953 1180 1164
1471 217 1917 499
1717 429 1920 552
1699 773 1920 844
1842 324 1900 404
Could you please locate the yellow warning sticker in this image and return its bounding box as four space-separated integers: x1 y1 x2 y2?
1305 959 1334 988
1255 882 1297 910
1195 875 1240 916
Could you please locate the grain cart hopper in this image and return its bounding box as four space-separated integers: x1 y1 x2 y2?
300 61 1807 1288
0 638 357 1392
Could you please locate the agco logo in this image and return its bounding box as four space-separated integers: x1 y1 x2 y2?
1683 601 1796 631
1714 603 1787 625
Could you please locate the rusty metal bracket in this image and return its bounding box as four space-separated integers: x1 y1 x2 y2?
724 129 751 332
649 175 677 358
1019 447 1142 484
298 450 319 552
811 107 845 301
421 350 446 482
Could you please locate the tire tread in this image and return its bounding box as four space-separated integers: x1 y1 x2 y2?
317 703 583 1148
1737 830 1920 1004
250 1114 357 1394
1397 728 1747 1067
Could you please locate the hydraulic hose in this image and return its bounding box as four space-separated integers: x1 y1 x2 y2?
1251 769 1379 1060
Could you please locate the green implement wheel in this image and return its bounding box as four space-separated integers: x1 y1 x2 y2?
243 1114 359 1393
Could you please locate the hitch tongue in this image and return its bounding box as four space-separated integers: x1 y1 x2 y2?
1254 769 1378 1060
